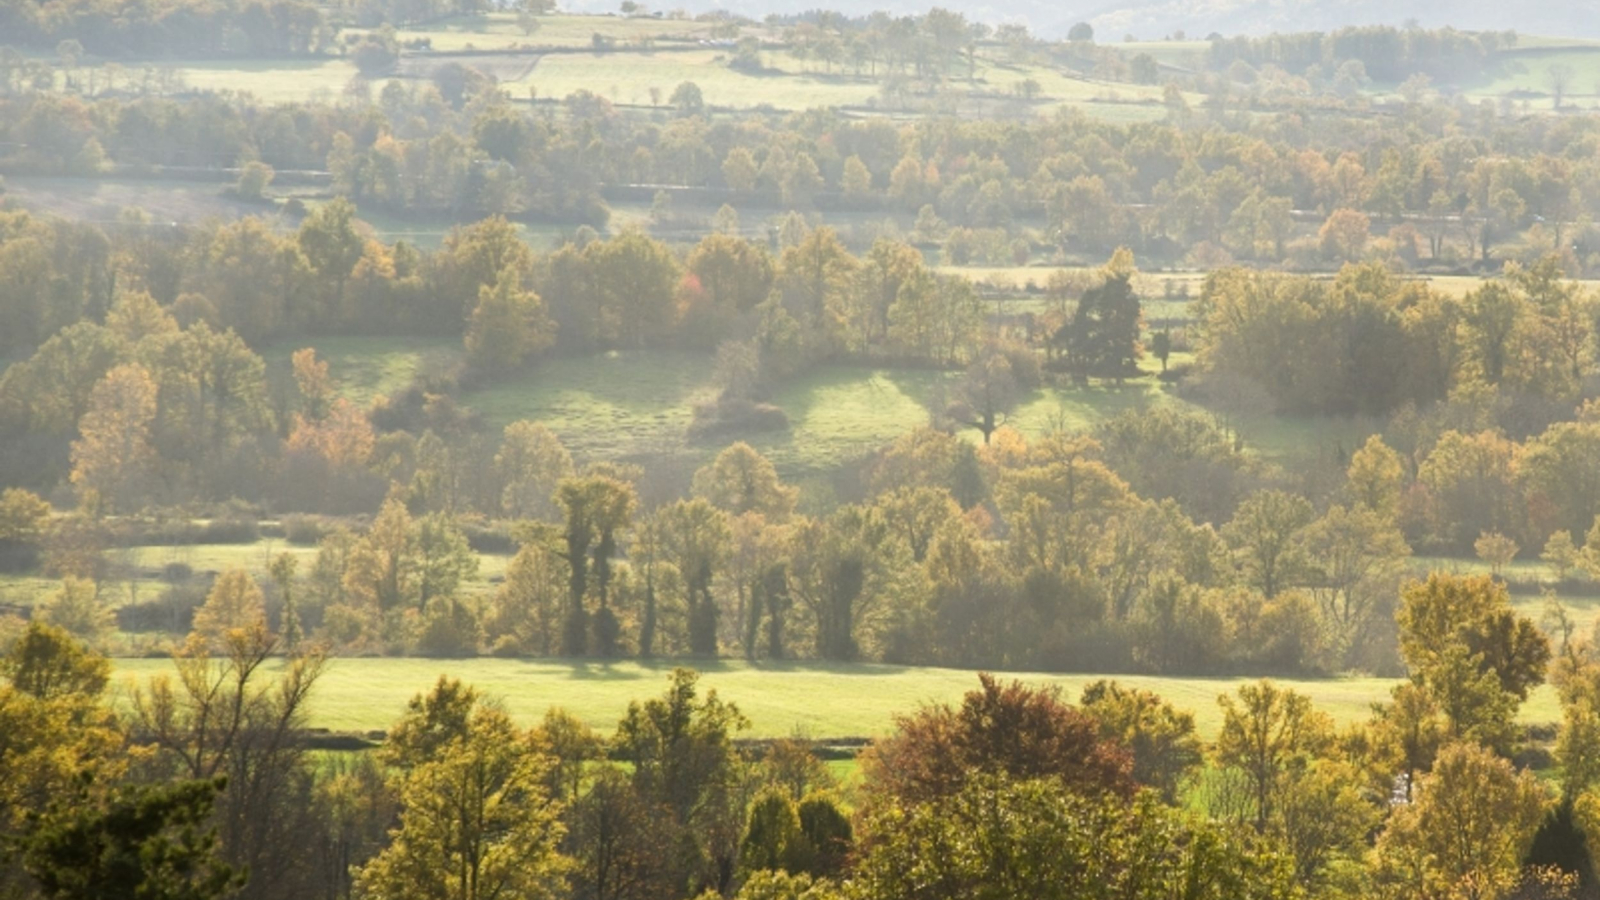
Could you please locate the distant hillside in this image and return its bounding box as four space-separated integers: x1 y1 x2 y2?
560 0 1600 41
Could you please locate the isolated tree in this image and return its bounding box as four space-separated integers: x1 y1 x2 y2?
1067 22 1094 41
36 576 112 643
1474 531 1519 577
670 81 705 116
1542 531 1581 583
192 569 267 645
1549 63 1574 108
235 161 274 201
950 350 1019 445
1057 269 1142 381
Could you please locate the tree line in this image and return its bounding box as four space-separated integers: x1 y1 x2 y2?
7 62 1600 271
5 573 1600 900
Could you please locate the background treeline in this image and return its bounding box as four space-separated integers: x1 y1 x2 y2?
1206 25 1518 83
0 0 334 57
7 68 1600 270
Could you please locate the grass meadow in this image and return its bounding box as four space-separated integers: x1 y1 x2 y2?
106 655 1566 739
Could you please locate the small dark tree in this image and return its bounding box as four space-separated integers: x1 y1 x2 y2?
1055 271 1143 384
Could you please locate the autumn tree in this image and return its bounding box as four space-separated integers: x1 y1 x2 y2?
1224 490 1314 599
191 569 268 646
70 363 158 513
862 674 1134 810
495 421 574 521
850 775 1297 900
1397 573 1551 752
1079 679 1203 804
465 267 555 371
1213 680 1333 832
1372 742 1547 900
355 703 570 900
692 442 797 521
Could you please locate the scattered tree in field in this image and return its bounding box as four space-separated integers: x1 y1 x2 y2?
1474 531 1519 577
36 576 111 643
191 569 267 644
1542 531 1581 583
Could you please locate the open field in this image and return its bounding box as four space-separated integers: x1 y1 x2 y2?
1457 47 1600 104
106 656 1566 739
1 176 291 226
265 335 462 409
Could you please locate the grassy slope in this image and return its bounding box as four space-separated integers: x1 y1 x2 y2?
107 655 1563 739
264 335 461 409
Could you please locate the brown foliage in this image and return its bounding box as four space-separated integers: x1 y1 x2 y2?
860 673 1135 810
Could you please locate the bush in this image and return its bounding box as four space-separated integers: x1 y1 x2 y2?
161 562 193 583
117 581 207 634
414 597 480 657
689 398 790 439
460 520 514 555
283 514 337 546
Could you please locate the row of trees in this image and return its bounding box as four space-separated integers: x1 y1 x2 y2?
0 0 332 56
1193 257 1599 415
5 568 1599 900
8 66 1600 267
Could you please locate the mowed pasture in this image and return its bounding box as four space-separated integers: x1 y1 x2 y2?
105 656 1566 739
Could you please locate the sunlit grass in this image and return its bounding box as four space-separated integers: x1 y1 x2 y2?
106 655 1566 739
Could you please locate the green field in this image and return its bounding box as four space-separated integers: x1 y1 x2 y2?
106 656 1564 739
266 335 462 409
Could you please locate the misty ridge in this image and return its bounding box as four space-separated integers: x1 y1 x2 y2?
557 0 1600 40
